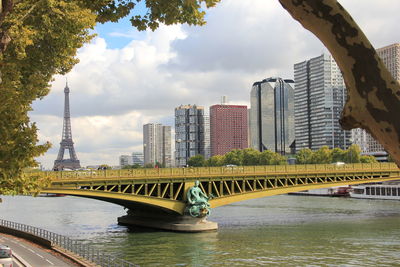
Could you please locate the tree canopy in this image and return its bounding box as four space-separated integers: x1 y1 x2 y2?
0 0 219 195
188 146 377 167
187 148 287 167
295 145 377 165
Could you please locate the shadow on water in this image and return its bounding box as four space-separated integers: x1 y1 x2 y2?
125 225 165 233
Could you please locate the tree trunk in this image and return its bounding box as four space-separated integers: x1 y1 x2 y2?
0 0 14 52
279 0 400 166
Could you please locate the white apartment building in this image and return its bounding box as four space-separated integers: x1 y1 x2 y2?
143 123 172 167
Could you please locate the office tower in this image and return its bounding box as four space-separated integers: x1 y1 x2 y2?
175 104 205 167
294 54 351 151
352 43 400 154
249 77 295 154
132 152 144 166
162 126 172 167
377 43 400 83
53 82 81 170
119 155 133 167
210 104 248 156
143 123 172 167
203 115 211 159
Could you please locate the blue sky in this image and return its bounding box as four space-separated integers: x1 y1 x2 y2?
30 0 400 169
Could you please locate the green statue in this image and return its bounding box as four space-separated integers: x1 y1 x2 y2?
185 180 211 218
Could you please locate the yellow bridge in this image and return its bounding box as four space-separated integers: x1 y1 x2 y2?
35 163 400 231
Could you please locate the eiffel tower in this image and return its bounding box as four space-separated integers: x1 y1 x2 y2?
53 82 81 170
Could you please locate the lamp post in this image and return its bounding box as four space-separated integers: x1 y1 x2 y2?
143 143 147 166
349 138 353 163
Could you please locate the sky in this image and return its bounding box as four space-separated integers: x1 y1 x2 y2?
30 0 400 169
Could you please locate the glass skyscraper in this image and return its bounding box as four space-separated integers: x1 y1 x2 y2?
249 77 295 154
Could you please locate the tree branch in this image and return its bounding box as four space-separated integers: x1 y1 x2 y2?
278 0 400 166
0 0 14 24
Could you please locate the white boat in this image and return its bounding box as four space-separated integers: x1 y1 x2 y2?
350 184 400 200
290 186 350 197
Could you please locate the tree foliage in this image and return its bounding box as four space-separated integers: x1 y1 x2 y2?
295 148 313 164
187 154 205 167
295 145 377 164
189 148 287 167
122 163 142 169
205 155 224 167
0 0 219 195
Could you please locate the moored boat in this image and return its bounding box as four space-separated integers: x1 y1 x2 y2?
38 193 66 197
289 186 350 197
350 184 400 200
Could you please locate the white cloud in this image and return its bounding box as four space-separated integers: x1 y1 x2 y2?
30 0 400 169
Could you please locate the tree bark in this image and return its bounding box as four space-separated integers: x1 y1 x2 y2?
279 0 400 166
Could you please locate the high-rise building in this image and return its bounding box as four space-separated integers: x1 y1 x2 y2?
162 126 172 167
210 104 248 156
352 43 400 154
203 115 211 159
143 123 172 167
294 54 351 151
249 77 295 154
175 104 205 167
377 43 400 83
119 155 133 167
132 152 144 166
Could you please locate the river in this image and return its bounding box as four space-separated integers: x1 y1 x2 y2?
0 194 399 266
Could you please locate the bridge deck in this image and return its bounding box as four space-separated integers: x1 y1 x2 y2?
33 163 400 214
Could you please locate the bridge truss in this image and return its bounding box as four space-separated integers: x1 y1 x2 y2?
36 163 400 215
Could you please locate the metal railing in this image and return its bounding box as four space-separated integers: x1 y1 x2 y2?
0 219 137 267
25 162 400 181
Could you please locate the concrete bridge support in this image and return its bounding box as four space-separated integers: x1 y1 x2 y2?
117 208 218 232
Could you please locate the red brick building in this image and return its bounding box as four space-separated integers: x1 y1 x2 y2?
210 104 248 156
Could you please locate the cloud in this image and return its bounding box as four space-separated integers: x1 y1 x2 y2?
30 0 400 169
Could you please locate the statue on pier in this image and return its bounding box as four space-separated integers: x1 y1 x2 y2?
185 180 211 218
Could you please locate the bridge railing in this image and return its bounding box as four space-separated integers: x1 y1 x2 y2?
27 163 399 181
0 219 137 267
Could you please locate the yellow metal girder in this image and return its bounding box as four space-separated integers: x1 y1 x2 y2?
209 177 398 208
37 163 400 215
41 189 187 215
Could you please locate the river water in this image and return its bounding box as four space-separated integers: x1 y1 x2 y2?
0 194 399 266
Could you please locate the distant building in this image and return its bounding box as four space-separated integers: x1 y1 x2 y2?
175 104 205 167
143 123 172 167
203 115 211 159
132 152 144 166
352 43 400 154
377 43 400 83
119 155 133 167
294 54 351 151
210 104 248 156
249 77 295 154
